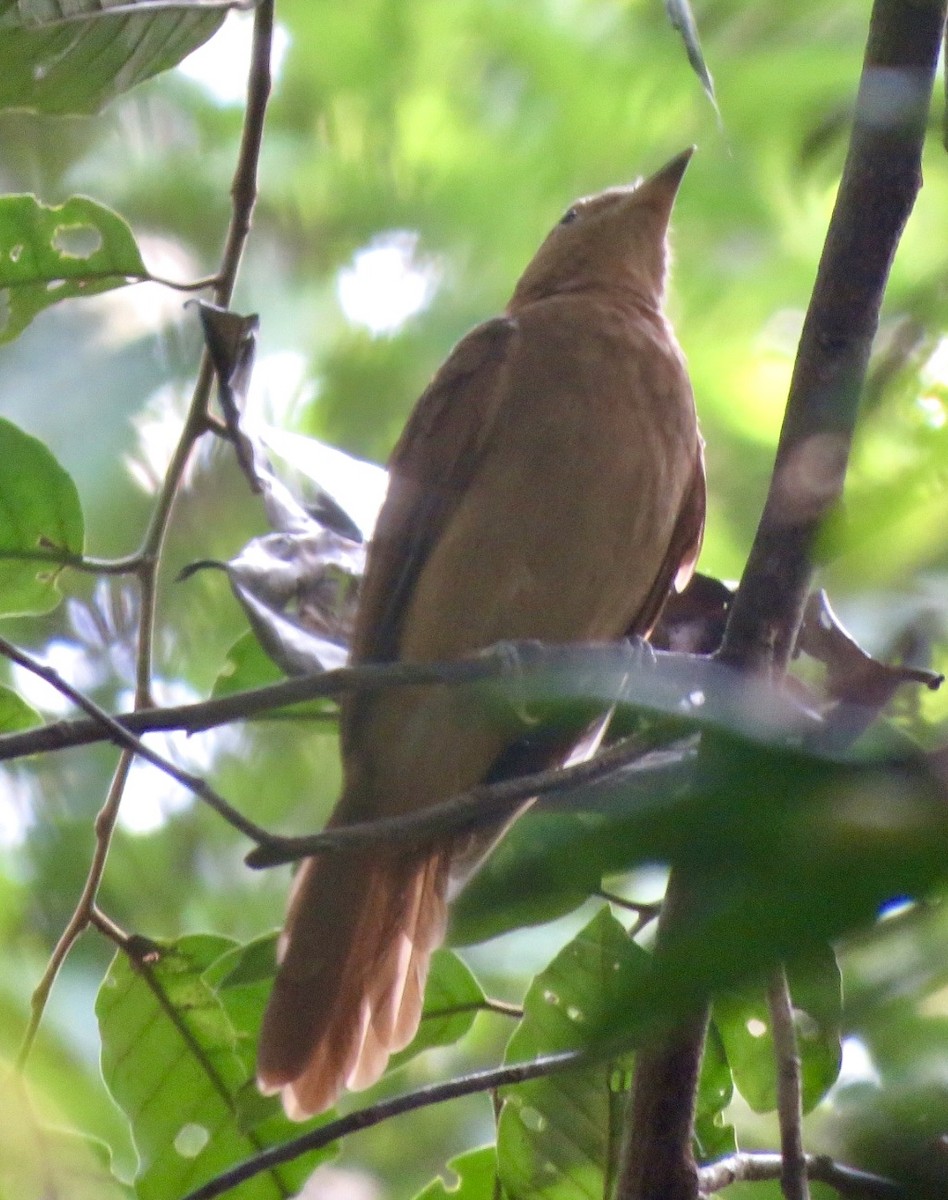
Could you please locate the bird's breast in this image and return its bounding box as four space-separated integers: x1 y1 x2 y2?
399 295 699 659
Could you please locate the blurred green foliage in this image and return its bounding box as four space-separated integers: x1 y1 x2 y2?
0 1 946 1198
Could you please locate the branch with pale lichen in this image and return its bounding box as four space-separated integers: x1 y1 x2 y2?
698 1153 905 1199
768 965 810 1200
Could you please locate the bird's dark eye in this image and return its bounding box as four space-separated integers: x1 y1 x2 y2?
559 206 579 226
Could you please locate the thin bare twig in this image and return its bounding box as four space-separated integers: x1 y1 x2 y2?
0 638 694 866
767 966 810 1200
597 889 662 927
698 1152 905 1199
16 753 134 1067
424 997 524 1021
180 1051 583 1200
144 271 220 292
244 724 677 867
16 0 276 1069
132 0 272 702
0 635 276 846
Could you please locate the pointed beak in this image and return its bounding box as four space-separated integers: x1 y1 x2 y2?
635 146 695 218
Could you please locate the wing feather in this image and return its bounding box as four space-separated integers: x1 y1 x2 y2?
352 317 518 665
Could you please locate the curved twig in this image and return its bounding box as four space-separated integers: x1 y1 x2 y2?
698 1152 905 1199
180 1051 583 1200
17 0 276 1069
244 724 683 866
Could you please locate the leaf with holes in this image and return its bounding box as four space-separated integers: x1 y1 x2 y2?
0 0 226 116
497 907 649 1200
0 418 84 615
96 934 330 1200
414 1145 498 1200
693 1022 736 1159
0 195 146 343
713 944 842 1114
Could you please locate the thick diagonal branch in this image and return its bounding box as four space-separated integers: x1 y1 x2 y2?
615 4 947 1199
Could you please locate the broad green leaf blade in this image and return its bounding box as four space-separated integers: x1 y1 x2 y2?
0 1073 132 1200
456 733 948 975
212 632 287 699
449 811 615 945
787 946 843 1111
0 683 41 731
693 1022 736 1159
204 934 278 1066
210 631 336 723
200 935 341 1175
0 0 227 116
415 1146 498 1200
0 195 146 342
0 417 84 615
713 946 842 1114
96 934 328 1200
498 907 649 1200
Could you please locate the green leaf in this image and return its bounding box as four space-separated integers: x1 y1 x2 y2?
694 1023 736 1159
0 417 84 615
203 934 343 1163
212 632 287 699
415 1145 498 1200
458 732 948 977
0 1076 132 1200
786 945 844 1111
0 195 146 343
0 684 41 732
211 631 337 723
449 811 609 945
202 934 278 1081
497 907 649 1200
713 946 842 1114
0 1 226 116
390 949 488 1070
96 933 330 1200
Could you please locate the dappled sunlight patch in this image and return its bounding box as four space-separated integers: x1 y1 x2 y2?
337 231 442 336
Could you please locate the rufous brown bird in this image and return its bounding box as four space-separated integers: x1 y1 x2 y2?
257 147 705 1118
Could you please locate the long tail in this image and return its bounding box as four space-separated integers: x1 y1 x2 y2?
256 847 450 1119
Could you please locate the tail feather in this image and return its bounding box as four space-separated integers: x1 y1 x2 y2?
257 848 449 1119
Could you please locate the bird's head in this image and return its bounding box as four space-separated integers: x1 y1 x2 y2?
508 146 694 313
